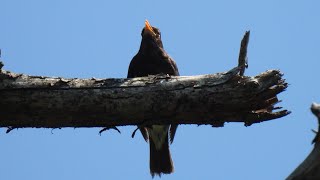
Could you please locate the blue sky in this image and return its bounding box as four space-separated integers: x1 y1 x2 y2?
1 0 319 179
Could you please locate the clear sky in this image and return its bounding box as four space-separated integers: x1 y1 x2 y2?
1 0 319 180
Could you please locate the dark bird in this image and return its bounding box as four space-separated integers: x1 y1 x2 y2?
128 20 179 177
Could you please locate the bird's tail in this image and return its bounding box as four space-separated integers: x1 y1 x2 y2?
149 134 174 177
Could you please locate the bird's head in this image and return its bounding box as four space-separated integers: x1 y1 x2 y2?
140 20 164 49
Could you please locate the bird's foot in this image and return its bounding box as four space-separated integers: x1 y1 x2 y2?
99 126 121 135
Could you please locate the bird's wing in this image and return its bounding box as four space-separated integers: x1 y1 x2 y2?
127 54 140 78
169 57 179 76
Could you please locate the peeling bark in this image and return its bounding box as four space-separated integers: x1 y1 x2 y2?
0 66 289 129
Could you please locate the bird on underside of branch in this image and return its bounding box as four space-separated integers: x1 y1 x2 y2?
128 20 179 177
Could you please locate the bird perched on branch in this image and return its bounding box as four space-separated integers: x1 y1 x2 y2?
128 20 179 177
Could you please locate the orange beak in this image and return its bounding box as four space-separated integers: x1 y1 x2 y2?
144 20 156 36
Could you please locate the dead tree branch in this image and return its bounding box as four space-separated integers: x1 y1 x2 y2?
0 66 289 129
286 103 320 180
0 32 289 130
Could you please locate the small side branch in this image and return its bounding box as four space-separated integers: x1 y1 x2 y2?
238 31 250 76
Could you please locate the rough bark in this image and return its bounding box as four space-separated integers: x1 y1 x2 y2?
0 66 289 129
286 103 320 180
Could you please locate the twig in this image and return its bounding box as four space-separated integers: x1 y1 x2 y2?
238 31 250 76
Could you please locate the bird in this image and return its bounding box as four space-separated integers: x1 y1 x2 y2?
128 20 179 177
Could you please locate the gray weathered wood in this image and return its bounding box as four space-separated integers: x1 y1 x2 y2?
0 66 289 129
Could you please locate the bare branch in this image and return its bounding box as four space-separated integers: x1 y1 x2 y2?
0 66 289 129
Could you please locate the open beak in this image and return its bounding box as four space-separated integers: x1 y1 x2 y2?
144 20 156 36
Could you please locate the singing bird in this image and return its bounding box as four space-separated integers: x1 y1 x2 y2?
128 20 179 177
